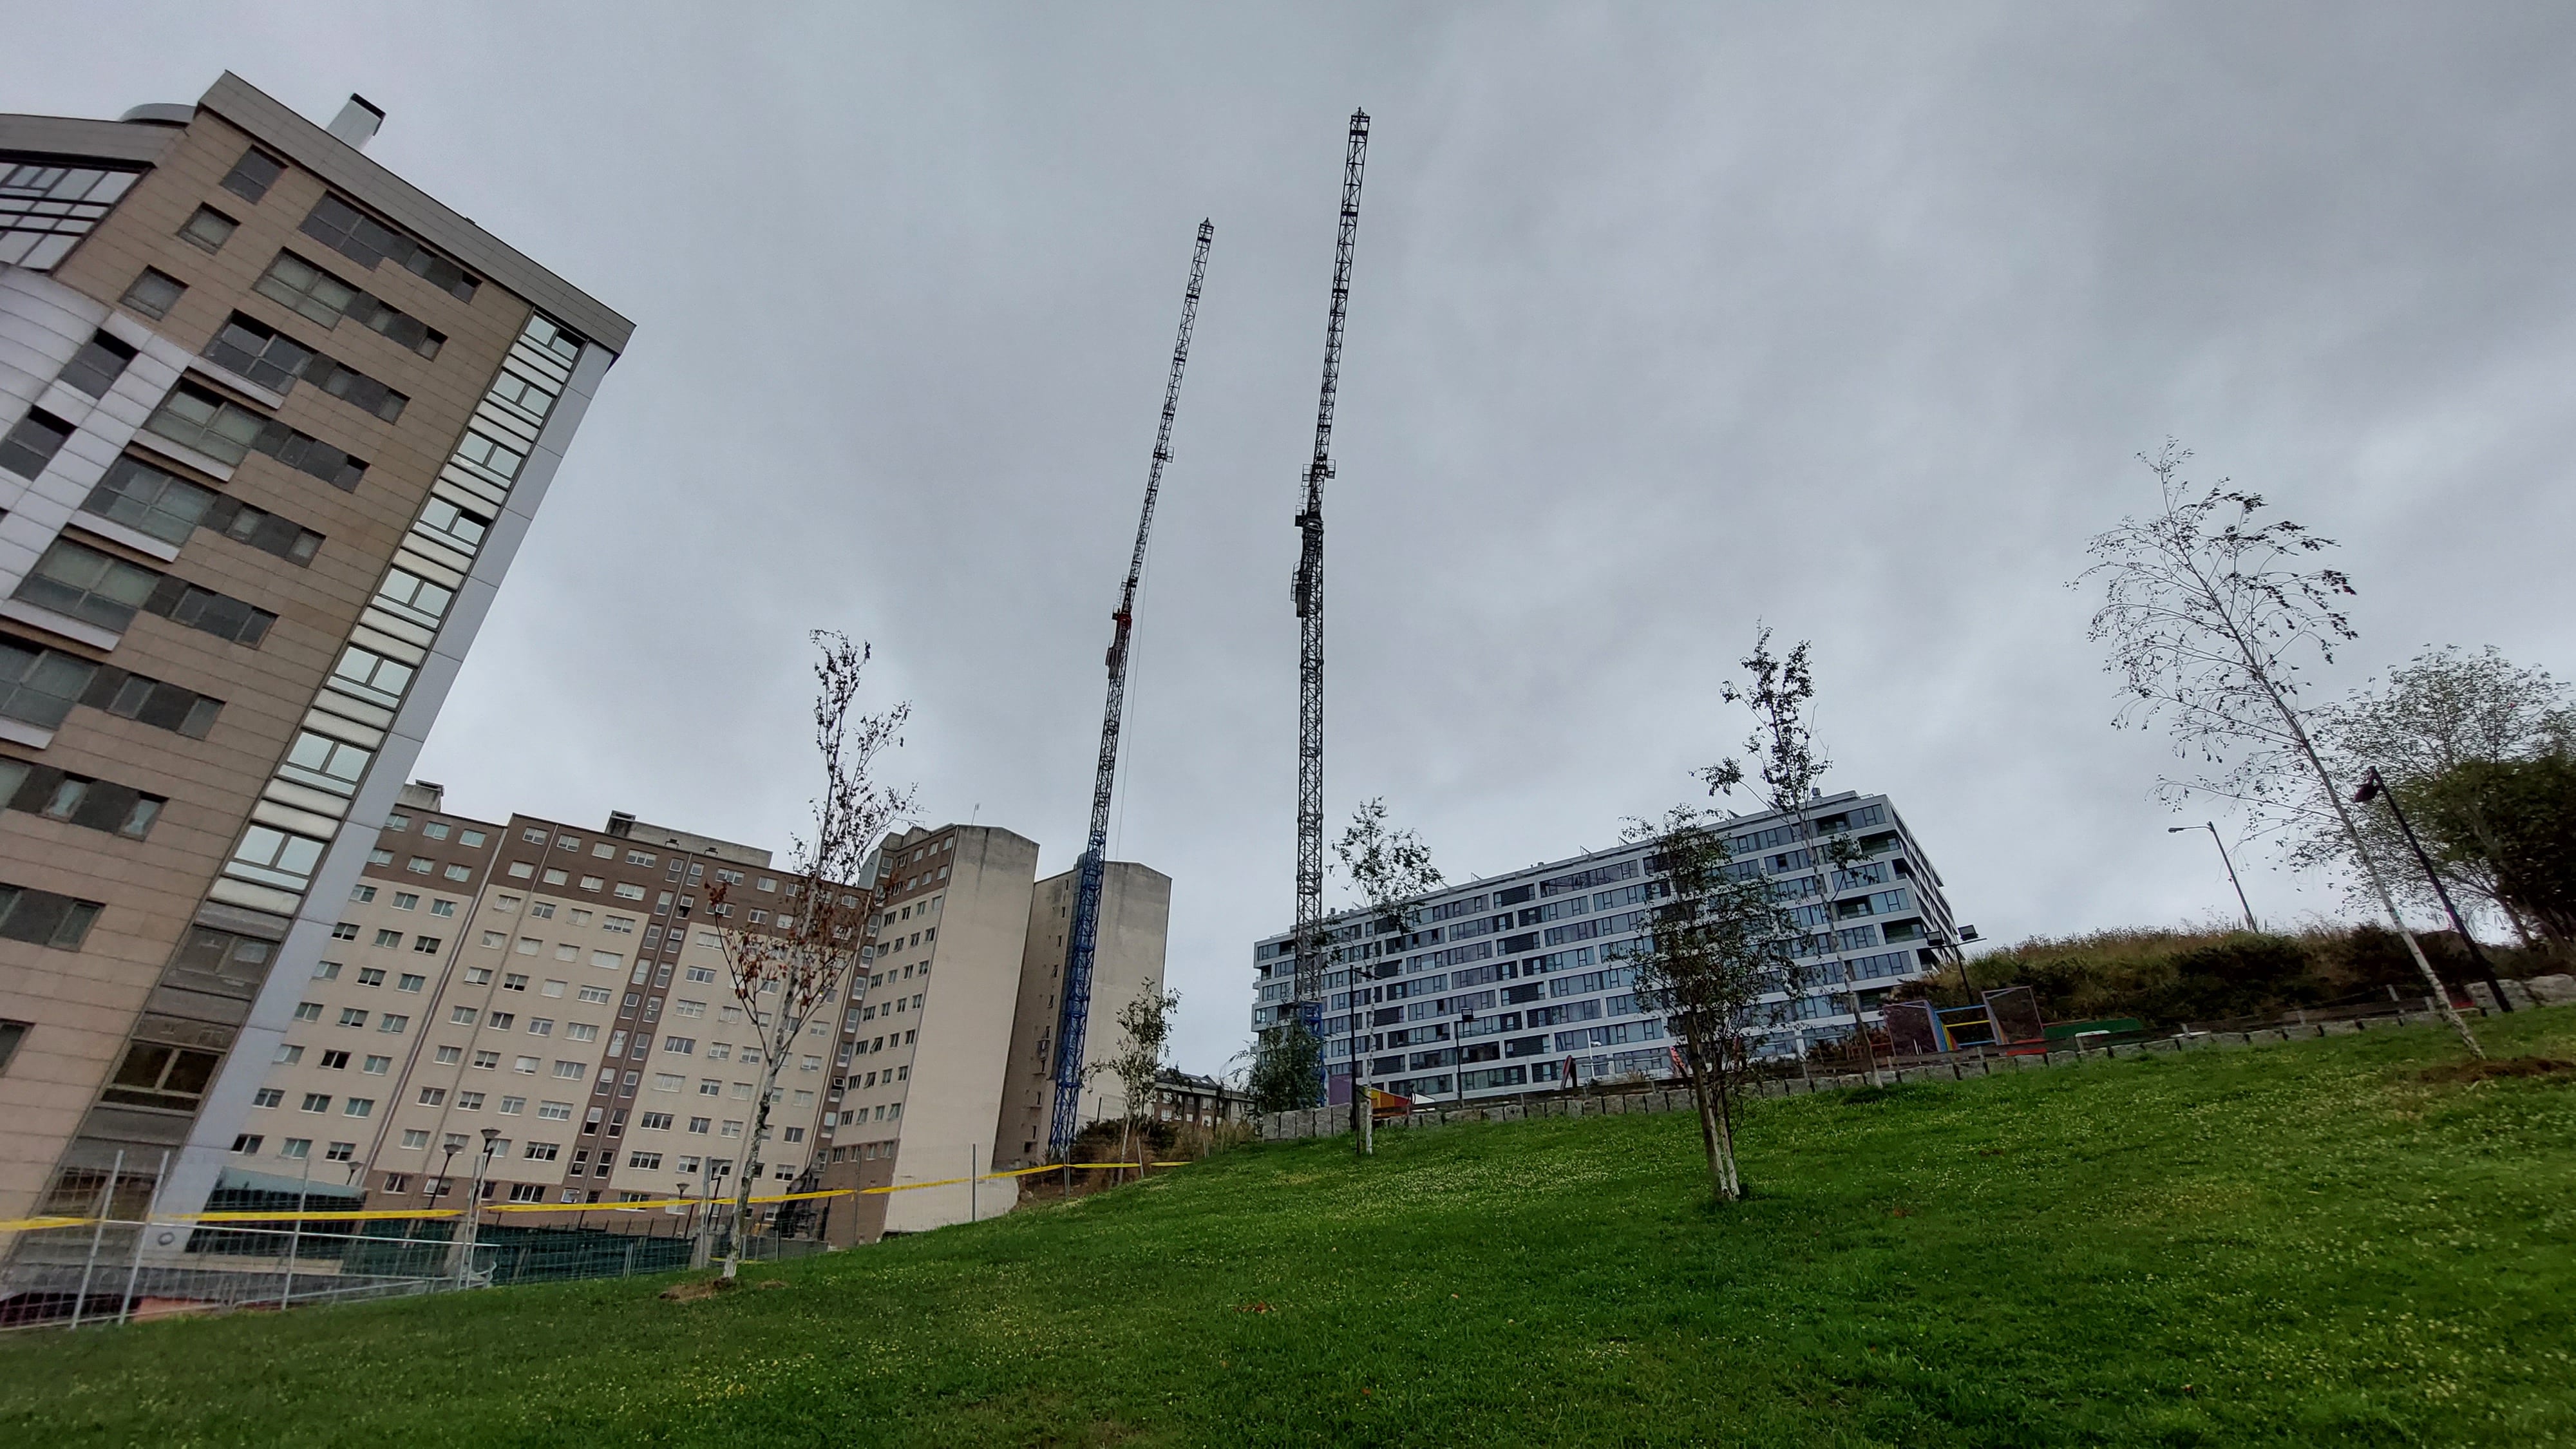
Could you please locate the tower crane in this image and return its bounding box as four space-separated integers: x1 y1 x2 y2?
1050 221 1213 1162
1289 112 1371 1076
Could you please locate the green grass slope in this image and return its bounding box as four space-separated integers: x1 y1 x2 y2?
6 1014 2575 1448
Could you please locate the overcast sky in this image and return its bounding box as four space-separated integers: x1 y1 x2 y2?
11 5 2575 1074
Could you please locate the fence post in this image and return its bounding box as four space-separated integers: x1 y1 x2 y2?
69 1148 122 1330
116 1149 172 1327
281 1149 312 1310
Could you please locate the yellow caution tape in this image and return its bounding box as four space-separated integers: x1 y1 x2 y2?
5 1166 1209 1227
5 1188 858 1231
860 1160 1197 1195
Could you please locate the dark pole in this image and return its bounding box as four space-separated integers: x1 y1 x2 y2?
2169 823 2259 933
2355 768 2512 1013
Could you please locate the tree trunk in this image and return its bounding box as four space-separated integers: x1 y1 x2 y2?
2279 709 2484 1056
724 1012 792 1280
1709 1037 1742 1200
1681 1024 1736 1202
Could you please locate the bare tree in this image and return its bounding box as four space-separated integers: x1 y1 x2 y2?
1701 629 1882 1080
1334 798 1443 1155
2078 442 2481 1055
1095 983 1180 1184
708 632 914 1278
2291 647 2575 943
1624 805 1806 1202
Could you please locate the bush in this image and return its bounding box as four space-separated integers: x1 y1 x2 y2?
1900 922 2561 1029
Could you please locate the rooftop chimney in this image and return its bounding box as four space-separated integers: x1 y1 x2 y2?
327 94 384 151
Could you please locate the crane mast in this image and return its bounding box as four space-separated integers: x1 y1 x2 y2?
1050 221 1213 1162
1290 112 1370 1075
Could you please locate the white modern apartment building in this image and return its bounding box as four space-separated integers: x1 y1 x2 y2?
1247 791 1964 1102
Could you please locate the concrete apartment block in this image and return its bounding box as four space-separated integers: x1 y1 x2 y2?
189 798 1170 1245
999 860 1173 1163
0 75 629 1222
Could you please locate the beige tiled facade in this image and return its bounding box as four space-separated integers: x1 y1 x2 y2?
0 75 629 1222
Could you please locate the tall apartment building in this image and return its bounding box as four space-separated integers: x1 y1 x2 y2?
813 833 1170 1244
188 795 1168 1245
0 75 629 1223
1248 791 1963 1103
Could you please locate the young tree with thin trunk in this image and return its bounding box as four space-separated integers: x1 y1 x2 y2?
2078 442 2481 1056
1098 983 1180 1184
708 632 914 1278
1702 630 1882 1081
1334 798 1443 1155
2290 646 2575 943
1625 805 1805 1202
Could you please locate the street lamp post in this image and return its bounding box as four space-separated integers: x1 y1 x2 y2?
2168 822 2259 933
2354 768 2514 1013
457 1128 499 1289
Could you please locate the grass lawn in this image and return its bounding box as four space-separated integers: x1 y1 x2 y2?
5 1012 2574 1447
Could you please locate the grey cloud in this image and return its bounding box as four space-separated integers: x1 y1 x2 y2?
9 3 2572 1073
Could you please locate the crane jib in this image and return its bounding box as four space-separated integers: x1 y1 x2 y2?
1048 220 1212 1164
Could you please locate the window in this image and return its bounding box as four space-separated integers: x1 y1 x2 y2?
0 636 95 730
355 967 385 986
338 1008 366 1027
489 1011 516 1030
504 973 529 990
527 1018 555 1036
0 410 72 480
343 1097 374 1118
457 1092 484 1110
528 903 554 920
513 1056 539 1074
377 1014 408 1034
464 967 494 985
460 830 487 848
375 929 402 948
220 147 285 202
498 1095 526 1115
58 331 137 399
253 249 361 325
444 864 472 883
412 936 442 954
628 1150 663 1170
120 268 185 319
430 900 455 918
392 893 418 911
471 1050 500 1069
451 1007 478 1025
435 1046 462 1065
652 1074 683 1092
522 1142 558 1162
639 1112 674 1130
406 857 432 875
364 1054 390 1074
576 987 612 1005
300 1092 331 1112
397 974 424 992
230 1134 263 1154
80 456 207 545
181 205 237 252
368 850 394 867
538 1101 572 1121
417 498 488 552
252 1088 282 1108
142 384 366 489
201 312 319 389
330 644 413 707
298 191 479 300
400 1130 430 1150
553 1060 583 1078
